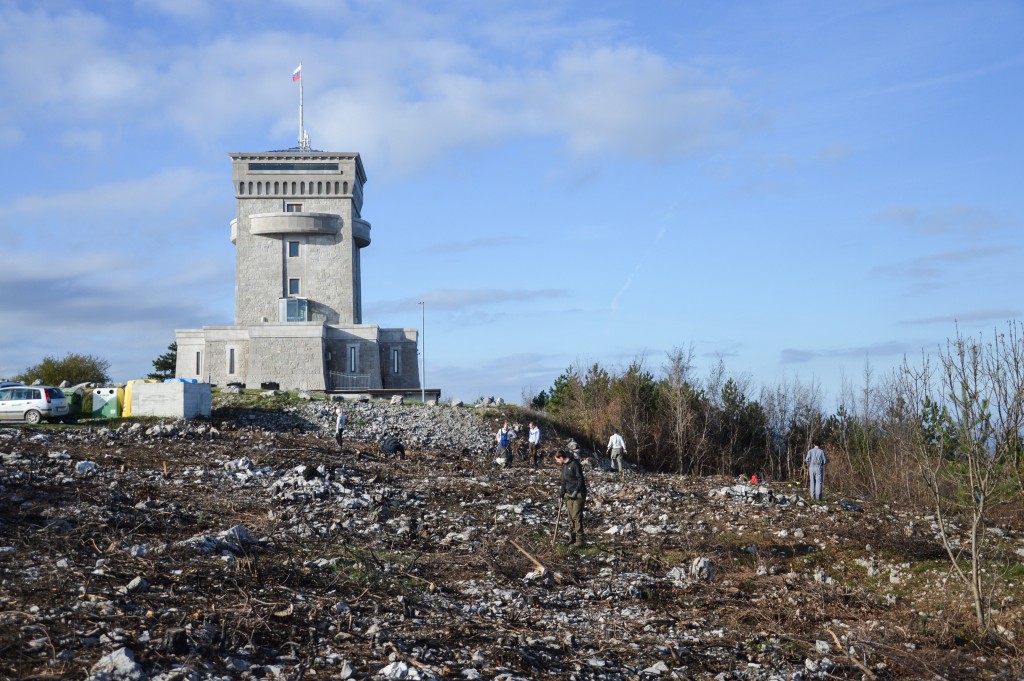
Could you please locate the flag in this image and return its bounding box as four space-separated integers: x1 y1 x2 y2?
292 64 301 82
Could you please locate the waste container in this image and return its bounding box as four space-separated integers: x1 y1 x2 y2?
122 379 158 417
63 386 85 422
92 388 122 418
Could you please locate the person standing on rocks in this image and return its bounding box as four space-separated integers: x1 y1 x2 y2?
528 422 541 466
554 450 587 546
335 407 346 452
496 421 513 465
805 439 828 500
606 428 627 478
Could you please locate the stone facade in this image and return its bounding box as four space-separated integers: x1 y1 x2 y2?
175 149 420 393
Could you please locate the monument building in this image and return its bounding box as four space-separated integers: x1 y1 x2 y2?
174 147 421 392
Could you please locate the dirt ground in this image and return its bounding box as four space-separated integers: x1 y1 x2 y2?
0 414 1022 680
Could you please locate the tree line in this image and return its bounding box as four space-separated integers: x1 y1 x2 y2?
531 329 1024 510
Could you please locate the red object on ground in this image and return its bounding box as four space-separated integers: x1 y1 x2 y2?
750 474 759 484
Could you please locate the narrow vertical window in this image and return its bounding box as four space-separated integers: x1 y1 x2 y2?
349 346 357 373
228 348 236 375
392 348 400 374
291 181 297 194
288 278 300 295
317 181 323 194
343 181 349 194
274 181 280 194
288 241 299 257
248 181 253 194
195 351 202 375
334 181 340 194
239 182 245 195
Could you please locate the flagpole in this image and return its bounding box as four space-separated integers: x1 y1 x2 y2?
298 62 305 149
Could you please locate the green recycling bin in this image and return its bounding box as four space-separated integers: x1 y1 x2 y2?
92 388 122 418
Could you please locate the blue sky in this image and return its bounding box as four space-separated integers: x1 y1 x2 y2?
1 0 1021 406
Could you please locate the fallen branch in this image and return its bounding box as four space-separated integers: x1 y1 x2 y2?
508 539 563 584
827 629 877 680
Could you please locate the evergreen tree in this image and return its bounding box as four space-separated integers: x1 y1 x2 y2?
148 342 177 380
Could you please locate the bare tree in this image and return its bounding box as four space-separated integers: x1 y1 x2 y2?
895 324 1024 630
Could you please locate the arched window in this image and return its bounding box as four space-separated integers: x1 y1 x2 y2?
239 182 244 195
343 181 349 194
291 181 297 194
317 181 323 194
274 181 279 194
257 182 262 195
248 181 253 194
334 181 340 194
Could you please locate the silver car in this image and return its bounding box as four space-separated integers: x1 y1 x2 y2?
0 385 70 423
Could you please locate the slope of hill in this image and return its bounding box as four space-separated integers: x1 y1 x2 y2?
0 395 1020 679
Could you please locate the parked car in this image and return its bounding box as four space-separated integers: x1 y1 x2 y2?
0 385 69 423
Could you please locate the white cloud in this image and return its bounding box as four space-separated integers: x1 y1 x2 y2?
874 205 1004 235
780 341 915 364
372 287 568 315
134 0 214 21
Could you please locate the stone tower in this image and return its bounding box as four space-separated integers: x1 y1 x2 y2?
230 151 370 325
174 148 422 394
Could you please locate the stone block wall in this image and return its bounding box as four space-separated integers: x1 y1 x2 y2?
247 323 327 391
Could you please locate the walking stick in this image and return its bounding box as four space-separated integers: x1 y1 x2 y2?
551 498 563 547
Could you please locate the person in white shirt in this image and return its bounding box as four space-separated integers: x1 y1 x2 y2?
607 429 627 478
804 440 828 500
528 422 541 466
335 407 346 451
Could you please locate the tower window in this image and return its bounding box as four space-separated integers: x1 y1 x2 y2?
227 348 236 375
288 241 299 257
348 345 358 373
280 298 309 322
195 351 202 375
392 348 400 374
288 278 300 295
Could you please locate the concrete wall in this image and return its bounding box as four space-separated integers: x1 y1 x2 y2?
247 323 327 391
175 330 207 381
131 382 212 419
379 328 420 389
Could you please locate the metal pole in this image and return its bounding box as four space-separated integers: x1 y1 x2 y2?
420 301 425 403
298 62 303 147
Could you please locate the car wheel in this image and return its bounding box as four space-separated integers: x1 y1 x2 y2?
24 410 42 424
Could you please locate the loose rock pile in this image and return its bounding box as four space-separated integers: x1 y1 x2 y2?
0 398 1021 680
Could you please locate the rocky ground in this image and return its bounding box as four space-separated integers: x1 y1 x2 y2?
1 394 1022 680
